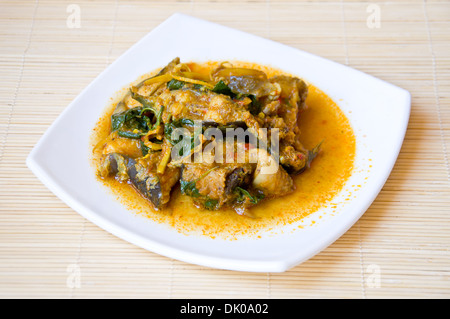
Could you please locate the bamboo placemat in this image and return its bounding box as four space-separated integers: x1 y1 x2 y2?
0 0 449 298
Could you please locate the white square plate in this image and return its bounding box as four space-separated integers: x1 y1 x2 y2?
27 13 410 272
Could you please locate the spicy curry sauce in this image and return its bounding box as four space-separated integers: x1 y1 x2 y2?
90 61 355 239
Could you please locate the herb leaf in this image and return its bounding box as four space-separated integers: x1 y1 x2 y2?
248 94 262 115
180 166 220 209
167 79 185 90
211 80 235 98
117 130 144 139
180 179 200 198
235 187 264 204
112 107 150 133
204 198 219 210
211 81 262 115
140 140 150 156
130 89 158 114
164 118 196 156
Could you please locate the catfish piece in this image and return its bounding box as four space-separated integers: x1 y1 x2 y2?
224 167 252 196
251 148 295 196
180 164 227 209
268 76 308 142
180 163 255 210
99 153 180 209
280 142 322 175
270 75 308 110
101 132 144 159
126 161 162 207
114 57 182 111
99 153 130 181
212 68 278 98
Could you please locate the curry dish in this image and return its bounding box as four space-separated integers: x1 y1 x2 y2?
92 58 355 223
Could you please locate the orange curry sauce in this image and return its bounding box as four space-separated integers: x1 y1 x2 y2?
90 62 356 239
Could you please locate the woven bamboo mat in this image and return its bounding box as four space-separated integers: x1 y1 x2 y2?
0 0 449 298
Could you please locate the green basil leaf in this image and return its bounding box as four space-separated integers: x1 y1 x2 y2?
211 80 235 98
167 79 185 90
235 187 264 204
